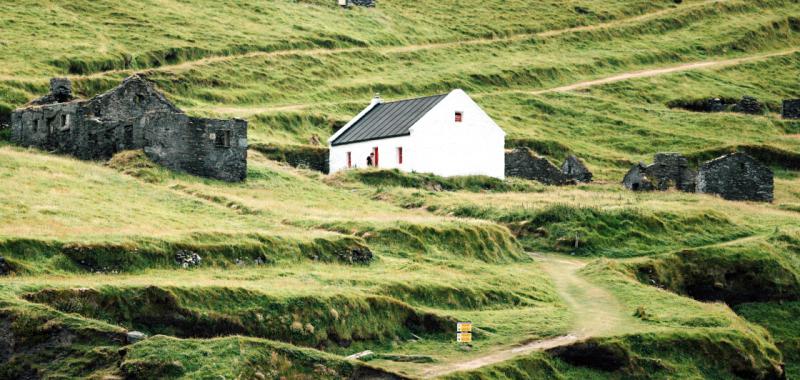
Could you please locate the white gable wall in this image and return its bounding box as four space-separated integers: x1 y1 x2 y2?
329 89 505 179
408 89 505 178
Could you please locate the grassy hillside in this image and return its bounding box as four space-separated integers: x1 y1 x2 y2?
1 0 800 378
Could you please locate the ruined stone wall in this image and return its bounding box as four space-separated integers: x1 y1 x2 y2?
561 155 592 183
505 147 575 185
622 153 695 192
143 112 247 182
11 76 248 182
349 0 376 6
783 99 800 119
649 153 696 192
696 153 773 202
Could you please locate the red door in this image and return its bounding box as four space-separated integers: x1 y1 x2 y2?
373 147 379 167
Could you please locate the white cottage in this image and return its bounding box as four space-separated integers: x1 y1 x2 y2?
328 89 506 178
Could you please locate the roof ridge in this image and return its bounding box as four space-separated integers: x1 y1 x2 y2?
379 92 448 105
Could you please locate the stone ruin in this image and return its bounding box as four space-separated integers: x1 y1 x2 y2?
622 153 696 192
623 152 773 202
505 147 593 185
11 75 247 182
697 152 773 202
561 155 593 183
340 0 376 7
668 95 765 115
783 99 800 119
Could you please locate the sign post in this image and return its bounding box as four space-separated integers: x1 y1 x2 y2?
456 321 472 343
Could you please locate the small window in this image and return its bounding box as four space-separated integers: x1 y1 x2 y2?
455 111 463 123
347 152 352 168
397 147 403 164
61 114 68 128
215 130 232 148
31 119 38 133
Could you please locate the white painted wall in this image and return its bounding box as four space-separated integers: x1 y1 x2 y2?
329 89 506 178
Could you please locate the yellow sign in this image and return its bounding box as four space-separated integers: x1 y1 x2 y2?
457 322 473 343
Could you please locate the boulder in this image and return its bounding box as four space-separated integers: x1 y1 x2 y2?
126 331 147 344
175 250 202 268
561 155 593 183
505 147 576 185
696 153 773 202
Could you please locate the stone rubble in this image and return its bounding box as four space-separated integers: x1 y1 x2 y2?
175 250 202 268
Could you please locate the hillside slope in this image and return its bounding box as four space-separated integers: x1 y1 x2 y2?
1 0 800 379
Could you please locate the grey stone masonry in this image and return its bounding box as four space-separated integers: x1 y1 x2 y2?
696 153 773 202
29 78 75 106
505 147 576 185
11 75 247 182
622 152 695 192
783 99 800 119
561 155 593 183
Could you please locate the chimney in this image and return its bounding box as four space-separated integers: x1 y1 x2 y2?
371 93 382 105
49 78 73 103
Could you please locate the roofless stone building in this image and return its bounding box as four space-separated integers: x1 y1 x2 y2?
11 76 247 182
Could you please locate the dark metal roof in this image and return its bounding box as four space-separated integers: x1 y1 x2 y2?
331 94 447 146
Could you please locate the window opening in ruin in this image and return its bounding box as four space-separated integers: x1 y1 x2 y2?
61 114 68 129
124 125 134 147
215 130 232 148
31 119 38 133
47 116 56 135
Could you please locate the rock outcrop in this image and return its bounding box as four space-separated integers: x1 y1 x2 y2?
696 152 773 202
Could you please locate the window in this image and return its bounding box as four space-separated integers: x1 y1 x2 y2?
397 147 403 164
31 119 38 133
215 130 232 148
61 114 68 129
347 152 352 168
455 111 463 123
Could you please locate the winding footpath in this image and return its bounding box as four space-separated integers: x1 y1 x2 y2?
419 254 627 379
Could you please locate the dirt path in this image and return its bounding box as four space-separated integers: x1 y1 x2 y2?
198 47 797 116
30 0 722 82
419 254 628 378
525 48 800 95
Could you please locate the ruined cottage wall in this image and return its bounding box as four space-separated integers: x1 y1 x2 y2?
85 77 180 122
505 147 575 185
783 99 800 119
11 102 84 154
143 113 247 182
12 101 147 160
696 153 773 202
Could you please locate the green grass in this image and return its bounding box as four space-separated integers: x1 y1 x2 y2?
2 0 800 377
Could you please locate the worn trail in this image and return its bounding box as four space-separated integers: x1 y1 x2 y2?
0 0 726 83
419 254 628 378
